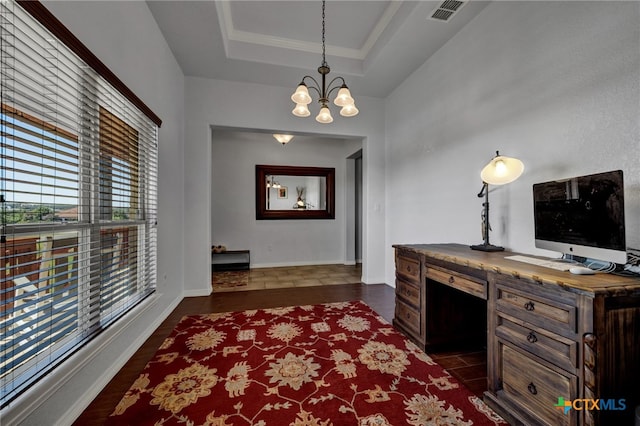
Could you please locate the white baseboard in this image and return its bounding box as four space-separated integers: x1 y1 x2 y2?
183 288 213 297
251 260 356 269
361 275 388 285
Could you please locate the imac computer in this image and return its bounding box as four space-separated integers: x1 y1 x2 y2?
533 170 627 264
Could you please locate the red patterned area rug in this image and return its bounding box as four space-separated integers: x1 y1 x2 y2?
108 301 506 425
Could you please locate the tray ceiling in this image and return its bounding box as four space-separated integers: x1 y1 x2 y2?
147 1 490 98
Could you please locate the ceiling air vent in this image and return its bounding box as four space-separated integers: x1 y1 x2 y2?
428 0 466 22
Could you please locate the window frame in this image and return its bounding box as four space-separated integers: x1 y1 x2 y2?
1 0 160 409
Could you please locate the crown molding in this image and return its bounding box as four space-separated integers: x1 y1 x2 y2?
215 0 402 62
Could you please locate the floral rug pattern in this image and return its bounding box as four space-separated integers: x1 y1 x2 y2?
108 301 506 425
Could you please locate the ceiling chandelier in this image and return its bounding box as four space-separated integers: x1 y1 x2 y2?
266 175 281 188
290 0 359 124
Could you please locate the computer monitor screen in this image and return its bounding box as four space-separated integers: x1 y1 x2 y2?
533 170 626 264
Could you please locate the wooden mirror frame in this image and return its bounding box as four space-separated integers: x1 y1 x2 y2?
256 165 335 220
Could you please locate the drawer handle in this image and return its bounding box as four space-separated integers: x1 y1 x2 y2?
448 276 455 284
524 301 535 311
527 382 538 395
406 265 411 272
527 331 538 344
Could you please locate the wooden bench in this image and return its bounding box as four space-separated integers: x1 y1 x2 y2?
211 250 250 271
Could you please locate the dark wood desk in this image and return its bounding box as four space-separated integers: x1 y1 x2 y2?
393 243 640 426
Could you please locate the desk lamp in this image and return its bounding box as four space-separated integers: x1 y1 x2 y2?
470 151 524 252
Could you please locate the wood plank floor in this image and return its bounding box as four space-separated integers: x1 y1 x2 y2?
73 282 487 425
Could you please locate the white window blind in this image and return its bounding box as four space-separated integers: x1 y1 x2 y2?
0 0 158 407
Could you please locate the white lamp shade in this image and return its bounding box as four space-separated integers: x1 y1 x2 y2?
480 155 524 185
334 87 354 107
273 134 294 144
291 84 312 104
292 103 311 117
340 103 359 117
316 105 333 123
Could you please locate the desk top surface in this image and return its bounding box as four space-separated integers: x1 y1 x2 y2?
394 243 640 296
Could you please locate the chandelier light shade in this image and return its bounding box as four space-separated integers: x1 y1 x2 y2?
292 103 311 117
333 86 354 107
290 0 358 124
340 103 359 117
291 85 312 104
273 134 294 145
266 175 281 188
316 105 333 124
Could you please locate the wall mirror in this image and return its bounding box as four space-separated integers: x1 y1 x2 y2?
256 165 335 220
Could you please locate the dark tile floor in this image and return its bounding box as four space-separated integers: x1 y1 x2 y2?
431 350 488 396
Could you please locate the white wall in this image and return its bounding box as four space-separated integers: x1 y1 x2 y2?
211 130 361 267
385 1 640 284
6 2 186 425
184 77 387 295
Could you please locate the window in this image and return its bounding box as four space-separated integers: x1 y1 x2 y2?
0 1 159 407
99 107 139 221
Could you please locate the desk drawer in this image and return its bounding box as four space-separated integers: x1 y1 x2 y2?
501 345 576 426
496 313 577 372
426 266 487 300
395 298 421 336
396 253 421 284
496 283 576 337
396 278 420 308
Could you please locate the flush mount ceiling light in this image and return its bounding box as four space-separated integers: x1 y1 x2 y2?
273 134 294 145
290 0 359 124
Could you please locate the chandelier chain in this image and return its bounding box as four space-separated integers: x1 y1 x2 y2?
321 0 327 67
290 0 358 122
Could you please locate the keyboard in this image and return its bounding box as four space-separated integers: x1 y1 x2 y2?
504 255 573 271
